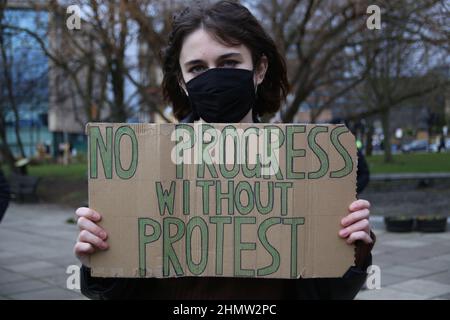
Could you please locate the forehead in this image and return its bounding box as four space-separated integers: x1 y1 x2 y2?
179 28 251 63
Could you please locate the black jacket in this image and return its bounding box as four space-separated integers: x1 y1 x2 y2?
356 149 370 194
0 169 10 222
81 117 374 300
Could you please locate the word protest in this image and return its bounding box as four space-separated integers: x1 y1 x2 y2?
87 123 357 279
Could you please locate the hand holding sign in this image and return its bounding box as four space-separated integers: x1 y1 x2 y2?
74 207 108 268
340 199 372 245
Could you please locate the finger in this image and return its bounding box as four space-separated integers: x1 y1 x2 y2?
341 209 370 227
339 219 370 238
345 231 373 245
74 241 95 256
77 217 107 240
349 199 371 212
78 230 108 250
75 207 101 222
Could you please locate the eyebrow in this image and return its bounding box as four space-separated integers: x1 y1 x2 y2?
184 52 243 68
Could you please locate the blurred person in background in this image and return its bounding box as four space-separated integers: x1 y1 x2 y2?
438 134 446 153
0 167 10 223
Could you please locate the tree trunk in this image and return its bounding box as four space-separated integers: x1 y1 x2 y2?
0 26 26 159
282 88 310 123
0 136 17 172
110 58 127 122
0 116 21 173
365 123 374 156
381 109 393 163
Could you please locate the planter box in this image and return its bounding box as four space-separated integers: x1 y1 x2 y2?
416 217 447 233
384 217 414 233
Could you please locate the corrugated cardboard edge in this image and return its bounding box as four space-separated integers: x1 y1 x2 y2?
351 136 359 273
342 125 358 277
343 125 358 277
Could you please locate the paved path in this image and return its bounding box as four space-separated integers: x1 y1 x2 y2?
0 203 449 300
356 218 450 300
0 203 84 300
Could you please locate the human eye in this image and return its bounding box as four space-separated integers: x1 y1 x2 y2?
220 59 239 68
189 64 207 74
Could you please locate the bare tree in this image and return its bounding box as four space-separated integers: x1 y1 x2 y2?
123 0 187 123
0 0 26 166
253 0 448 123
1 0 448 139
340 0 449 162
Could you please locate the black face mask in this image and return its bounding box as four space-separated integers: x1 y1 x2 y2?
186 68 256 123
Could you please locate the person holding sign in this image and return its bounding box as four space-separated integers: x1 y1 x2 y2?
75 0 375 299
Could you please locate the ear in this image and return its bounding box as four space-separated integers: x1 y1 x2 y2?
254 54 268 86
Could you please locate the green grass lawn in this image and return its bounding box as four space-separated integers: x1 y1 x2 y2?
367 152 450 174
27 163 87 181
3 152 450 178
2 162 87 181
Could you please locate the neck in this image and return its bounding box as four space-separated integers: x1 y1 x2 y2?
195 109 255 124
239 109 254 123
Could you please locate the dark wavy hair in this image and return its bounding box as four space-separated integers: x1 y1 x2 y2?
161 0 290 121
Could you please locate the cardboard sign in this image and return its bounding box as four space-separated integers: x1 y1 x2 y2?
87 123 357 279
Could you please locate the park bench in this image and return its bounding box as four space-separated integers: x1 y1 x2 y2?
9 173 41 203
